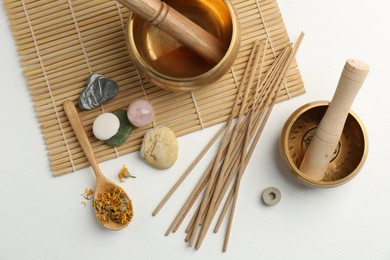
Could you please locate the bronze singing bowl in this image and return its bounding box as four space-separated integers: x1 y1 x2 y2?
126 0 240 92
280 101 368 188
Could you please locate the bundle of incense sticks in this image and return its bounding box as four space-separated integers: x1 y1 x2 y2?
153 33 304 251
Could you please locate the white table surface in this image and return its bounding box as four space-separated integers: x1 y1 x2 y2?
1 1 389 259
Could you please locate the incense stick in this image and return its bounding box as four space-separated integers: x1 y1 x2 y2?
152 34 303 251
153 125 226 216
222 33 305 251
187 39 265 247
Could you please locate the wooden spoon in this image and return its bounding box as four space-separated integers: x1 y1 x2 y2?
63 100 133 230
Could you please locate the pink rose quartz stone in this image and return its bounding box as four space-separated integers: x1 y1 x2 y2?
127 100 155 127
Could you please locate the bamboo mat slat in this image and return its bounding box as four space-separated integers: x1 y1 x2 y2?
3 0 305 176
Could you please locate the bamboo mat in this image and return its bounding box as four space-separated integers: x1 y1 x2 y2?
3 0 305 176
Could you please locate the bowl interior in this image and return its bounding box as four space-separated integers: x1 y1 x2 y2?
131 0 233 78
283 103 367 186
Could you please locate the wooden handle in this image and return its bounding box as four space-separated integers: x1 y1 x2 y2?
299 59 369 180
63 100 102 176
116 0 226 64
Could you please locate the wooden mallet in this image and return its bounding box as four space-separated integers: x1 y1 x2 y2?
299 59 369 180
116 0 227 64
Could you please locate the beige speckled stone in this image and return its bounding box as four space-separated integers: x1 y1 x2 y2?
140 126 178 169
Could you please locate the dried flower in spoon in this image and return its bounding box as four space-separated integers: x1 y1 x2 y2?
93 187 134 225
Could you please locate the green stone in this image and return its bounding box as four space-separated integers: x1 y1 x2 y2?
106 110 133 147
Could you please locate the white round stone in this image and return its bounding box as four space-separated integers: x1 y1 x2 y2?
92 113 120 140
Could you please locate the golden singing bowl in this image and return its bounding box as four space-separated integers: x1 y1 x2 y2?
126 0 240 92
280 101 368 188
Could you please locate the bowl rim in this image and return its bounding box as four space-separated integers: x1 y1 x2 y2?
126 0 240 82
280 101 369 188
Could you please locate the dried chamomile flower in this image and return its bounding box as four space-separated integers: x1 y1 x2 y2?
81 188 94 200
118 165 136 183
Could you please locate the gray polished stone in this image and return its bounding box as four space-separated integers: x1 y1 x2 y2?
78 73 119 110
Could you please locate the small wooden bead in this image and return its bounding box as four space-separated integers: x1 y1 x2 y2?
261 187 281 206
